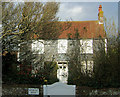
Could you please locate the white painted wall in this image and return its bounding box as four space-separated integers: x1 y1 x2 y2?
43 82 76 96
30 39 94 55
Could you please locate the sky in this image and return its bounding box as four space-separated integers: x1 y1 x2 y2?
57 2 118 26
1 1 119 28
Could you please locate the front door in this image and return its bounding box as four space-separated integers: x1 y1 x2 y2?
57 61 68 83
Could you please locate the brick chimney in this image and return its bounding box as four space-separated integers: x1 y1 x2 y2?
98 5 104 24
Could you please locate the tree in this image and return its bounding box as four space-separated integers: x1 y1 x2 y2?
18 2 61 41
18 2 60 70
1 2 60 84
93 18 120 88
67 27 93 85
1 2 61 51
2 2 71 84
2 2 22 83
2 2 21 52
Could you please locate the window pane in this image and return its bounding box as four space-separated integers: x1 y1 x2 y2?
32 40 44 54
105 39 107 53
58 40 68 53
80 39 93 54
81 61 93 73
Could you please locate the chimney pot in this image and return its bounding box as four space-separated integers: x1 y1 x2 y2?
99 5 102 12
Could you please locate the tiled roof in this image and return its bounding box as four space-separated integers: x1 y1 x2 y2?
59 21 106 39
33 21 106 39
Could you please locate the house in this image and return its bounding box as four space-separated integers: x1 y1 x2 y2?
18 5 107 83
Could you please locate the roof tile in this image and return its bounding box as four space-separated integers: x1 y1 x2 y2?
59 21 106 39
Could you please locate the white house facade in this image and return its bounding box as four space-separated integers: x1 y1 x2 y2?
18 5 107 83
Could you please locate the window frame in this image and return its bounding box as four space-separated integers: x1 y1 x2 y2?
31 40 44 54
80 39 93 54
58 39 68 54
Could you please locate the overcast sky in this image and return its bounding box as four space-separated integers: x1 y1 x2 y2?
57 2 118 26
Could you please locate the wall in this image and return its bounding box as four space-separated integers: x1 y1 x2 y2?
18 39 106 73
2 84 120 96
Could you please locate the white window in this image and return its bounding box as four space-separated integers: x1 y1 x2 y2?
81 61 93 73
80 39 93 54
58 39 68 53
32 40 44 54
17 44 20 61
17 52 20 61
105 39 107 53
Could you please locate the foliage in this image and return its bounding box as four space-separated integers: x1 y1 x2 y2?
93 40 119 88
43 61 58 84
18 2 61 41
68 18 119 88
93 18 120 88
2 2 72 84
2 2 60 84
3 56 58 84
1 2 61 52
2 52 19 84
68 28 83 85
2 2 21 52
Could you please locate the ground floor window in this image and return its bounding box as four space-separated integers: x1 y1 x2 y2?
81 61 93 74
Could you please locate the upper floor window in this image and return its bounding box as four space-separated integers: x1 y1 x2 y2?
58 39 68 53
31 40 44 54
105 39 107 53
80 39 93 54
